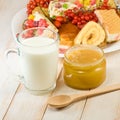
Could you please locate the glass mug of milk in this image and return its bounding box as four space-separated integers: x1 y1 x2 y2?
6 27 59 95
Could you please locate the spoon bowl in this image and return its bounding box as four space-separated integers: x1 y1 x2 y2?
48 95 72 108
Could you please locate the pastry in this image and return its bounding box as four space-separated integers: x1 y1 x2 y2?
95 9 120 42
59 22 79 46
48 1 78 18
74 21 105 46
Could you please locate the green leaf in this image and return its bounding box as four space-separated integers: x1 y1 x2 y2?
63 4 68 9
51 16 56 20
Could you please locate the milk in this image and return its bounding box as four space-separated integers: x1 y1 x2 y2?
19 36 58 92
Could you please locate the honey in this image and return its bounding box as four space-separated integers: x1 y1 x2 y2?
63 45 106 90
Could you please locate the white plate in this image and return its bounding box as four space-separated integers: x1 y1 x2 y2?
11 8 27 42
11 8 120 57
103 41 120 53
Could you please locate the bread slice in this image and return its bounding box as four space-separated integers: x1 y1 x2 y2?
95 9 120 42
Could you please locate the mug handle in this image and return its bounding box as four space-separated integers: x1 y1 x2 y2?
5 48 24 83
5 48 18 71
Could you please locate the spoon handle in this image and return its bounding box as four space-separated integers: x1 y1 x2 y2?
71 84 120 102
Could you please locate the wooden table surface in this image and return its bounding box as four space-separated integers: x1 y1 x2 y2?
1 0 120 120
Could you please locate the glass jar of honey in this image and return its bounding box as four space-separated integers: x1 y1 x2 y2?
63 45 106 90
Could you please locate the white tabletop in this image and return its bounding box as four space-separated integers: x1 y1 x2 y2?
1 0 120 120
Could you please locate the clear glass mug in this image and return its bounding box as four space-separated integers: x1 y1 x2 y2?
6 27 59 95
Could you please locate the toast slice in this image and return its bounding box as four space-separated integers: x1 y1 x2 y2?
95 9 120 42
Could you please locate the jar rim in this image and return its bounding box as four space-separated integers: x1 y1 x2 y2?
64 45 105 67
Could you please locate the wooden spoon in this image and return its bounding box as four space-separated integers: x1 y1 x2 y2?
47 84 120 108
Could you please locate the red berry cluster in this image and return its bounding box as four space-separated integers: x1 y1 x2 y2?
64 8 98 29
53 16 67 28
23 19 49 30
98 0 111 10
27 0 37 15
99 5 111 10
38 19 49 27
27 0 50 15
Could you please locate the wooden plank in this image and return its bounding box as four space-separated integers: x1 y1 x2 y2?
0 59 20 120
80 51 120 120
42 51 120 120
42 73 87 120
0 0 29 119
42 64 87 120
3 58 63 120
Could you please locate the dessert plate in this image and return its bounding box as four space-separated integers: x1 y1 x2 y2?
11 8 120 57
